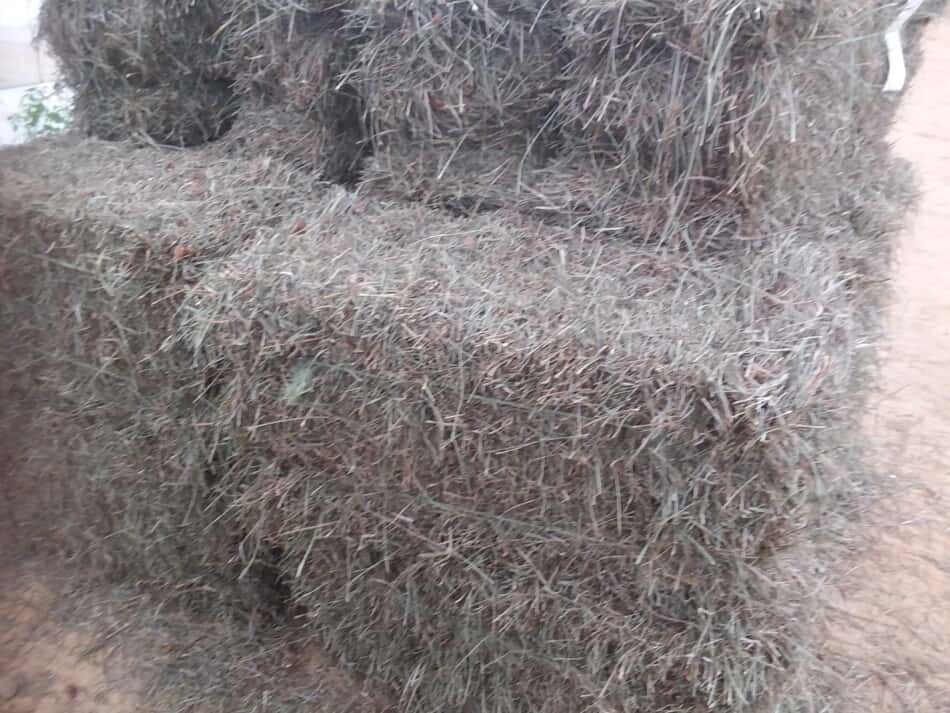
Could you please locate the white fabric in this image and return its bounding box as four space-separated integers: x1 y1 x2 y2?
884 0 927 93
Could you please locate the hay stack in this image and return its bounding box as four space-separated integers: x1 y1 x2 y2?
359 0 897 243
174 177 904 710
9 0 931 711
3 117 912 711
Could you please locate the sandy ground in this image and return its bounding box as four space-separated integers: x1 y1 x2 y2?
0 573 140 713
1 12 949 713
824 11 950 711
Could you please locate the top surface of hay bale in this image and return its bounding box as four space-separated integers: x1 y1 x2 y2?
0 137 328 265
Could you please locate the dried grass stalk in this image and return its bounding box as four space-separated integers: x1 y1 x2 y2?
39 0 235 146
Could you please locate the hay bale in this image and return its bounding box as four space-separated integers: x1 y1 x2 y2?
358 0 901 244
344 0 563 143
175 183 901 710
0 137 330 607
219 1 367 180
74 77 238 146
0 108 912 710
551 0 893 221
343 0 563 196
39 0 236 146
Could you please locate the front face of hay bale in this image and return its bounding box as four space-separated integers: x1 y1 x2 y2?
551 0 898 240
0 139 330 606
171 188 897 711
217 3 366 180
343 0 563 195
555 0 821 194
75 78 239 147
40 0 236 146
40 0 226 87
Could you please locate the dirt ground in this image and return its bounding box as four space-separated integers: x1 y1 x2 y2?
2 11 950 713
824 10 950 710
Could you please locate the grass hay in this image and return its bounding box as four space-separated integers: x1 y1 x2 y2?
0 79 914 708
73 77 238 146
39 0 236 146
343 0 563 143
5 1 937 712
218 1 367 180
168 159 912 709
0 138 331 610
358 0 904 245
342 0 562 199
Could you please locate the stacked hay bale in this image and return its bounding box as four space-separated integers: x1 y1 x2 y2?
353 0 895 244
8 0 931 711
1 131 912 712
180 197 901 712
0 140 331 609
40 0 364 176
220 0 367 180
344 0 564 210
39 0 237 146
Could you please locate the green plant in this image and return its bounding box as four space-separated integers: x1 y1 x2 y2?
11 85 72 139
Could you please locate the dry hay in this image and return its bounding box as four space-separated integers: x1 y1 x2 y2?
37 0 909 230
0 119 914 711
0 138 330 612
72 77 238 147
177 193 900 713
8 1 937 711
38 0 237 146
356 0 903 244
217 0 367 180
343 0 562 144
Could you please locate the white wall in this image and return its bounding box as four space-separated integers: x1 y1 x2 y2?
0 1 60 145
0 1 42 29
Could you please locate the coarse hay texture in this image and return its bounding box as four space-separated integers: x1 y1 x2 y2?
218 1 367 179
6 2 934 711
554 1 871 200
37 0 909 234
74 77 239 146
357 0 906 244
38 0 227 88
342 0 564 144
38 0 235 146
0 138 330 610
0 90 910 712
224 100 335 173
173 175 904 710
359 138 545 212
220 1 348 110
340 0 565 201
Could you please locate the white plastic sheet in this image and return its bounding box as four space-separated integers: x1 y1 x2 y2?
884 0 926 93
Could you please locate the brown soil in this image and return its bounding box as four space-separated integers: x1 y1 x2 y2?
0 570 140 713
